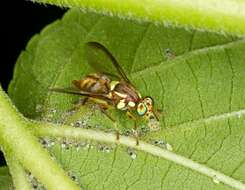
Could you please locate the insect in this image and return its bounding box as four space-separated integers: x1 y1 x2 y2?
50 42 160 145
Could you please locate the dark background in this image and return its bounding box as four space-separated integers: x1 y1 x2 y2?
1 0 66 166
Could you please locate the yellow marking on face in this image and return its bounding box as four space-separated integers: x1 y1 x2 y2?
114 91 127 98
117 101 126 110
110 81 120 91
128 101 136 107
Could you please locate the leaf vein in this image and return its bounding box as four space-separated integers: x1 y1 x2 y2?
231 158 245 177
125 154 148 190
186 60 205 118
129 23 151 73
167 109 245 130
160 164 173 189
102 146 118 189
155 71 166 128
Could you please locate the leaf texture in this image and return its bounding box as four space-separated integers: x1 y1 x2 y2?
8 9 245 190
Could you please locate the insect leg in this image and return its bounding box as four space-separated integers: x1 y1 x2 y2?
126 111 139 145
98 106 120 141
69 97 89 112
81 97 89 105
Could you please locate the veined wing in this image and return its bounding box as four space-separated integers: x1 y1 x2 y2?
85 42 133 85
49 88 113 103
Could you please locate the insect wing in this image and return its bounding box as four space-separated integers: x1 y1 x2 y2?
49 88 112 103
85 42 132 85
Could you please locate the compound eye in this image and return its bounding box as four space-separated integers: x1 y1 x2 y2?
137 103 147 116
144 97 153 106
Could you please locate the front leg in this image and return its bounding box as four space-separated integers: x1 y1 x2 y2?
126 111 139 145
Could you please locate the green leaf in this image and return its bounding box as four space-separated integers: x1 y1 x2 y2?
9 9 245 190
33 0 245 36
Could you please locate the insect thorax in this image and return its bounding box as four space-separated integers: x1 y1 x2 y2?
111 81 140 111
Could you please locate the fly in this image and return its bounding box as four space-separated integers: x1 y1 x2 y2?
50 42 160 145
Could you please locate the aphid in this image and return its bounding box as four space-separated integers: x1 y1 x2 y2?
50 42 160 145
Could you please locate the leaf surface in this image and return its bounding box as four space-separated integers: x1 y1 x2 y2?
9 9 245 190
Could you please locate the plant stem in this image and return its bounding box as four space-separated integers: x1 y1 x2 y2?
0 87 80 190
33 0 245 36
4 154 32 190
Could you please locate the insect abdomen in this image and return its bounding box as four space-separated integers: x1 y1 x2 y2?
73 73 110 93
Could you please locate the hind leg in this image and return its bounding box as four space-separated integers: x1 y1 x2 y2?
68 97 89 112
98 105 120 141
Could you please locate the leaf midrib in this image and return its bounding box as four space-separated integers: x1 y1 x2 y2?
33 123 245 190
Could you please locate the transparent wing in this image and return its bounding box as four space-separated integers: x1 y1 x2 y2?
85 42 133 85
